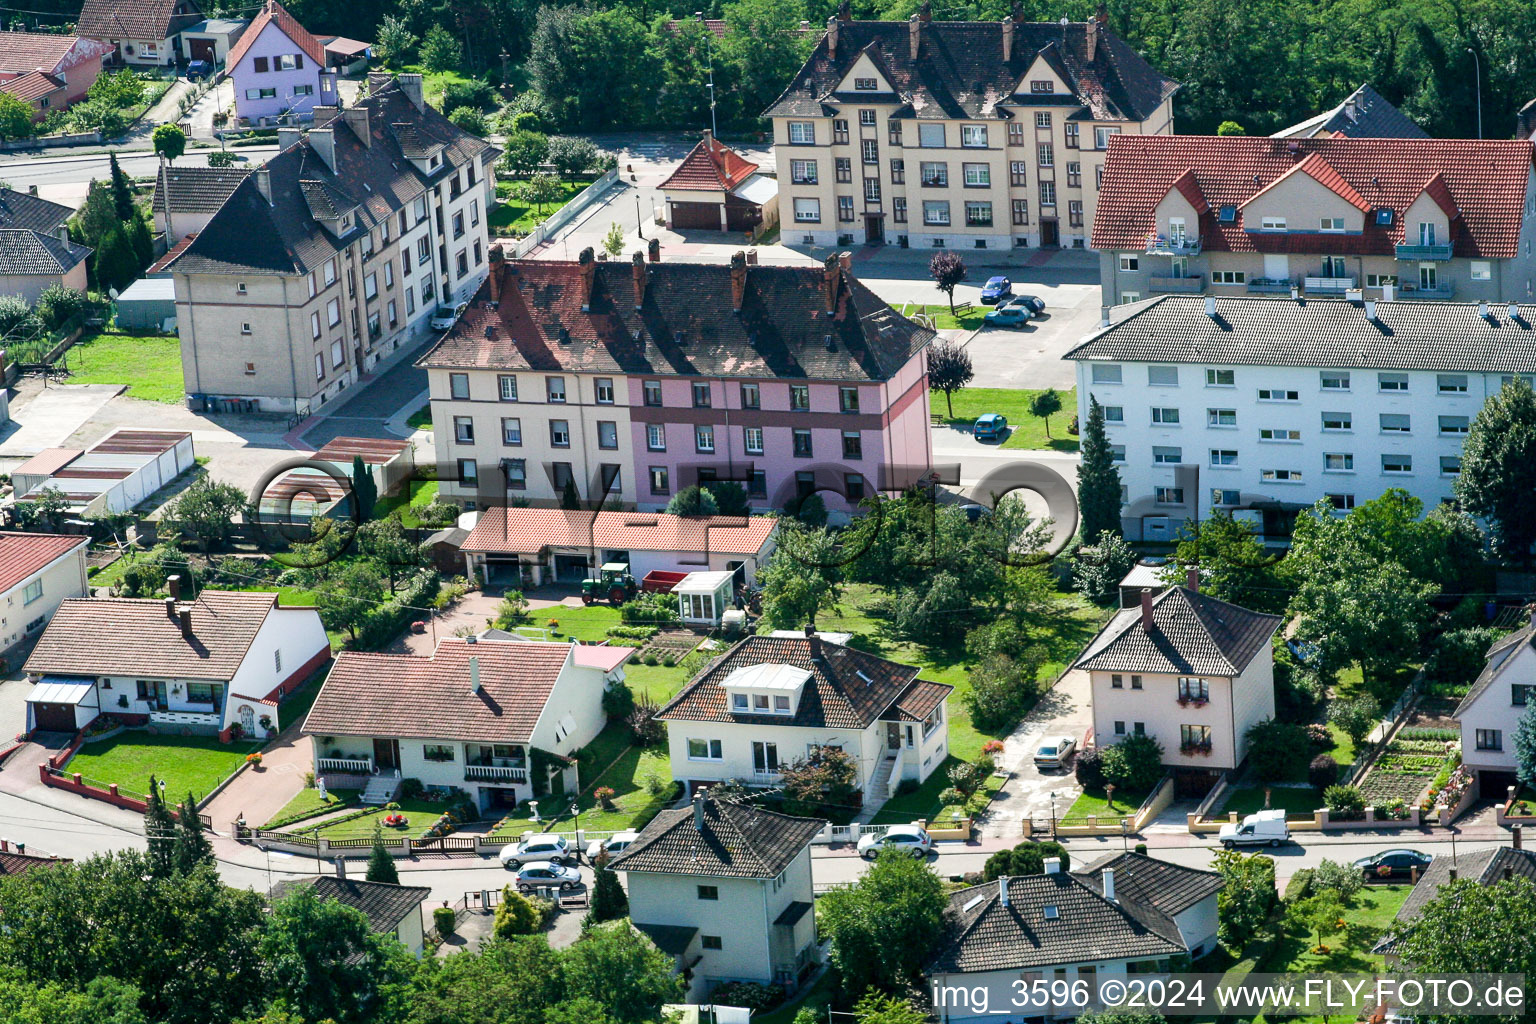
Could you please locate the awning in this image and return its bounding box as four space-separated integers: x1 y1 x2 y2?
26 676 96 705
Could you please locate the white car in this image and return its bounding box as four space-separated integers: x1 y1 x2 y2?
857 824 933 860
513 861 583 892
1033 736 1078 769
429 302 468 330
498 833 572 867
586 830 640 863
1218 809 1290 849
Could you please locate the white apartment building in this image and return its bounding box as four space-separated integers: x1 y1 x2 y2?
766 5 1177 251
0 533 88 658
167 72 497 414
1068 294 1533 542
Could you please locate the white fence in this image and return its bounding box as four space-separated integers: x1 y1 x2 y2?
507 168 621 258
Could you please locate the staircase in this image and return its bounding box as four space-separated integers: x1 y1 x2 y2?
360 771 401 806
868 755 898 802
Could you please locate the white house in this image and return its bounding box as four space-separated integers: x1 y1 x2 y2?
23 588 330 739
278 876 433 955
607 792 826 999
1067 295 1536 543
1075 579 1280 788
928 855 1222 1024
301 635 635 812
0 533 89 660
655 631 953 806
1454 617 1535 799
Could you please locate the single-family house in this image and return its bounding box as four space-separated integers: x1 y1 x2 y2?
0 533 89 661
153 165 252 241
1075 577 1281 791
1454 614 1536 798
23 588 330 738
179 17 248 64
0 227 91 305
656 631 953 805
1272 83 1428 141
1374 839 1536 960
75 0 206 66
226 0 336 125
607 792 826 999
1074 852 1224 958
0 187 71 233
927 856 1218 1024
0 32 113 118
659 130 777 236
276 875 433 955
301 635 634 811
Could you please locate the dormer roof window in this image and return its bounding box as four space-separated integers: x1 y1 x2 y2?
722 662 810 715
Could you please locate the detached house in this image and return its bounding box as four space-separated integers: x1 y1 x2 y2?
1272 83 1428 141
0 227 91 305
75 0 205 66
660 130 778 236
656 631 952 805
1075 579 1280 791
0 32 113 119
302 635 634 811
226 0 337 125
1454 615 1536 798
0 533 88 659
608 792 826 998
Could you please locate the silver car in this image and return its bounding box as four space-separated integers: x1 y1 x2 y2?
513 861 582 892
498 833 572 867
586 830 640 863
857 824 933 860
1033 736 1078 769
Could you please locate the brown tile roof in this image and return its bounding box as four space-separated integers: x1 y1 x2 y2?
24 591 285 681
0 533 88 595
607 795 825 878
302 638 577 744
418 255 935 384
312 435 412 465
0 70 63 101
147 233 196 273
1073 587 1281 677
656 634 951 730
153 166 252 215
660 135 759 193
76 0 204 42
280 876 431 933
226 0 325 68
881 679 951 723
1075 852 1224 917
1376 847 1536 955
0 187 71 233
0 851 72 876
0 32 110 75
462 508 778 558
1092 135 1534 258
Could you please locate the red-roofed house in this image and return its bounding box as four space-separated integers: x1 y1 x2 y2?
0 32 113 117
227 0 336 124
302 635 635 810
0 533 88 659
660 130 778 235
1094 135 1536 307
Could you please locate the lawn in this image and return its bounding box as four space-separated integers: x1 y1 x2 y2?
405 403 432 430
1221 785 1322 820
932 386 1080 452
1257 884 1410 976
277 669 329 732
301 797 448 840
490 178 596 235
1064 784 1150 822
487 725 677 837
67 732 265 803
64 329 184 403
892 302 988 331
372 477 441 528
261 786 358 829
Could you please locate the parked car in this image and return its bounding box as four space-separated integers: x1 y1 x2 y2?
185 60 214 81
1352 849 1432 878
983 305 1032 327
857 824 933 860
1218 809 1290 848
498 833 572 867
512 861 583 892
973 413 1008 441
429 302 468 330
956 501 991 523
980 276 1013 304
1033 736 1078 769
586 830 641 863
1008 294 1046 315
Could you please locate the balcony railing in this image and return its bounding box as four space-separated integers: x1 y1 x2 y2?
318 756 373 773
1394 242 1453 261
1400 282 1455 300
1149 274 1204 294
148 709 220 725
1145 234 1202 256
1246 277 1293 294
1304 275 1356 293
465 763 529 782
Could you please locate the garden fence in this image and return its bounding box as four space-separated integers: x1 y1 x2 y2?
508 169 621 258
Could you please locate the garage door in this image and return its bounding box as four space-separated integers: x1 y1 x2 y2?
670 202 721 231
724 201 759 233
31 702 76 732
188 37 215 62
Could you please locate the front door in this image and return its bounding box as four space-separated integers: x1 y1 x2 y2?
887 722 901 750
864 215 884 244
1040 220 1059 247
373 737 400 770
753 741 778 774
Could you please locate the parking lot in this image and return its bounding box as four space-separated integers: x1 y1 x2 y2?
953 276 1103 392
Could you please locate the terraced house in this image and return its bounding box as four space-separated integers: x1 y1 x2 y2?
766 2 1177 250
166 72 497 414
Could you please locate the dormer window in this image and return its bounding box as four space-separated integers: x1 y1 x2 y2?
754 694 771 711
855 77 877 90
733 693 749 710
1030 80 1053 93
429 154 440 169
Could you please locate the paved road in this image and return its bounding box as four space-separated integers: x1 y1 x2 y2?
0 146 279 187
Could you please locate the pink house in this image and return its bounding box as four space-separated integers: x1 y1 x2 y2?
0 33 113 119
227 0 334 124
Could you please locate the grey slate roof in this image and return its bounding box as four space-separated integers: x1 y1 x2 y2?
152 167 253 215
606 796 825 879
633 922 698 955
1375 847 1536 954
1074 586 1281 677
765 15 1178 123
298 876 432 933
929 872 1187 974
0 188 71 233
1075 852 1224 916
1066 295 1536 375
0 229 92 276
1454 623 1530 718
1273 84 1429 141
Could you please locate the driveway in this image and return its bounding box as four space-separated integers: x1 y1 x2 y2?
977 667 1094 838
385 592 504 654
202 728 315 833
0 383 124 462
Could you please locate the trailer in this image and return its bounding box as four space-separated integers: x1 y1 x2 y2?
641 569 690 593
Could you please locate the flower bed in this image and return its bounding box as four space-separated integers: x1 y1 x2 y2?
1358 738 1455 807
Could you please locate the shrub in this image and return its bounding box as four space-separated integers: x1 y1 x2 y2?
400 777 425 800
643 771 669 797
1100 733 1164 791
1424 627 1501 686
601 681 635 720
963 648 1047 732
447 107 488 136
492 888 542 937
441 78 497 113
982 840 1070 880
1323 784 1365 820
1074 746 1106 790
206 149 236 167
1308 754 1339 793
33 284 85 331
1072 533 1139 604
433 905 456 935
710 982 786 1013
1310 858 1363 898
626 697 665 746
895 777 920 796
493 591 530 629
619 592 679 627
1245 719 1312 782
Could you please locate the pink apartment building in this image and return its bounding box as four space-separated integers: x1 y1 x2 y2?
227 0 335 124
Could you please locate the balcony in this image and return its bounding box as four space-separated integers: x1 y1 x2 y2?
1246 277 1293 294
1400 282 1455 300
318 756 373 773
465 763 529 783
1303 275 1356 293
1149 274 1204 294
1145 234 1202 256
1394 242 1453 261
148 709 220 726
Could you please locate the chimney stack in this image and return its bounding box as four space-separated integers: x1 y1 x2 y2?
1449 865 1458 880
398 72 425 111
308 127 336 172
1140 588 1155 631
342 106 371 146
730 250 747 313
693 789 707 829
277 126 302 151
254 167 272 206
164 596 177 619
1204 294 1217 318
999 874 1010 906
1186 567 1199 593
826 14 838 59
311 104 339 126
908 13 921 60
167 574 183 601
178 608 193 638
367 70 391 94
578 247 596 311
1044 857 1062 874
1510 302 1521 321
1365 299 1377 320
336 856 347 879
805 622 821 660
1 839 8 852
27 184 37 196
488 246 504 303
1103 867 1116 901
631 251 647 309
1001 17 1013 62
1515 824 1524 850
1086 15 1098 60
823 253 840 314
470 655 481 693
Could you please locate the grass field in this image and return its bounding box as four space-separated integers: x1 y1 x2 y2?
65 330 184 403
261 786 358 829
372 478 442 528
1259 884 1409 975
893 302 988 331
490 178 596 235
68 733 265 804
405 403 432 430
302 797 449 840
932 386 1079 452
1064 783 1150 822
1221 785 1323 819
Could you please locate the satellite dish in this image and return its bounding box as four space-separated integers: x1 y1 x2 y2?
1060 15 1069 24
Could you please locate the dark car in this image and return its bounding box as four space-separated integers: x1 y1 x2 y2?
1352 849 1432 879
980 276 1012 304
1009 294 1046 315
186 60 215 81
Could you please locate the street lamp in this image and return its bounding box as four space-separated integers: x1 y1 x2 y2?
636 192 645 240
1049 791 1058 837
1468 47 1483 139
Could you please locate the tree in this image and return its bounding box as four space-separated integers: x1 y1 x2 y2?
778 746 858 816
0 92 33 141
544 997 622 1024
374 13 417 65
1216 120 1247 135
502 130 551 178
789 491 828 528
1309 858 1363 899
558 921 684 1023
174 793 213 874
93 225 138 293
1213 849 1275 952
716 0 814 128
317 561 386 640
1164 511 1287 613
1099 732 1164 791
1072 531 1138 604
982 840 1071 880
166 477 248 548
152 123 185 163
665 484 717 516
852 991 928 1024
126 214 153 271
527 7 661 132
366 826 399 883
1076 396 1123 544
560 476 581 510
259 884 413 1024
108 151 134 221
1290 889 1345 952
419 25 462 72
601 221 625 257
511 174 564 218
358 516 418 592
143 776 176 878
88 68 144 107
448 107 488 136
1457 375 1536 565
1327 694 1380 753
408 935 564 1021
964 648 1046 732
349 454 378 521
69 97 128 138
1392 876 1536 977
1029 388 1062 438
757 524 842 629
588 853 629 923
0 968 147 1024
548 135 600 182
925 338 973 419
928 250 967 315
73 178 121 249
492 888 543 938
1515 706 1536 788
711 480 750 516
819 847 948 1000
1244 719 1311 782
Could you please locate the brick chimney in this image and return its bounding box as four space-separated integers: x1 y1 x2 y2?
804 622 821 660
1140 588 1155 631
1186 567 1199 592
342 106 371 147
167 574 183 600
578 246 596 312
822 253 839 314
1001 17 1013 62
1515 823 1524 850
908 13 921 60
178 607 193 638
730 250 747 313
488 246 504 303
164 596 176 619
631 251 647 310
826 14 838 59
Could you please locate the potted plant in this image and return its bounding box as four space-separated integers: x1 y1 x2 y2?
433 905 456 936
594 785 616 810
246 751 264 769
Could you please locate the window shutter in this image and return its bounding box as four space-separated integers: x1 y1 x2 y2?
253 56 267 72
294 53 303 68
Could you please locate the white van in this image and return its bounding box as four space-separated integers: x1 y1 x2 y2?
1217 809 1290 849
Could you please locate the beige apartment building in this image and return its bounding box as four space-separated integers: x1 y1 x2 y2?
167 72 498 414
766 4 1177 251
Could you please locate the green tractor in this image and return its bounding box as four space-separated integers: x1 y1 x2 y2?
581 562 639 605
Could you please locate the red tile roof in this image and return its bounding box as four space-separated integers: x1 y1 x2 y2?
660 134 759 193
1094 135 1534 259
462 508 778 558
0 851 71 876
1239 152 1369 212
226 0 325 71
0 32 111 75
1167 168 1208 215
9 448 82 479
1 71 64 102
0 533 87 594
75 0 204 44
